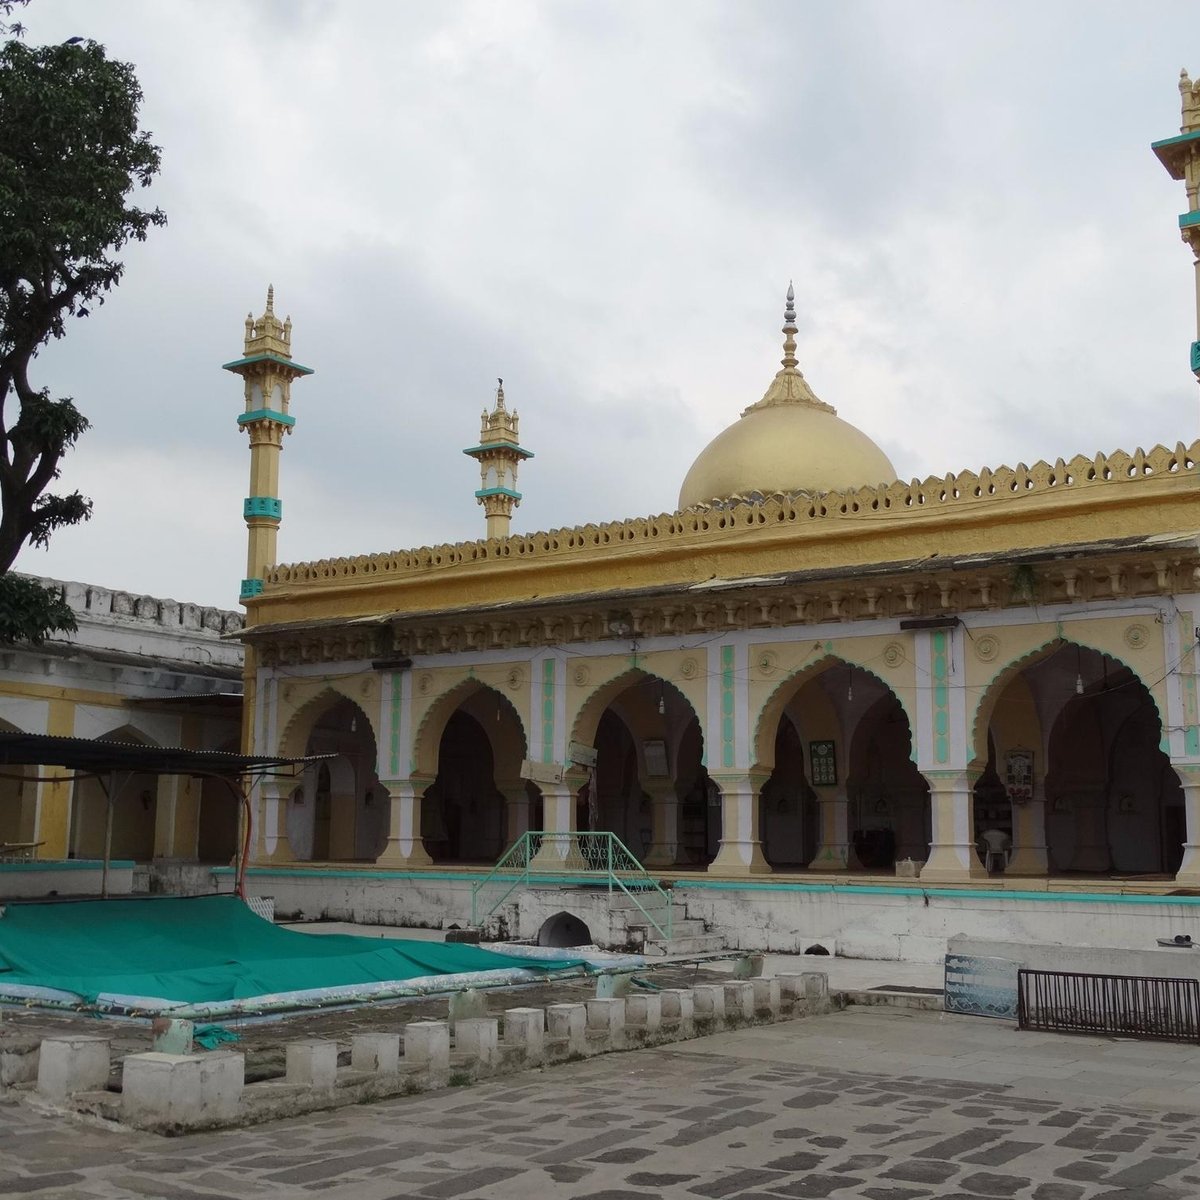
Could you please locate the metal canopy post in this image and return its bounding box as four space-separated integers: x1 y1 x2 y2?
98 770 133 900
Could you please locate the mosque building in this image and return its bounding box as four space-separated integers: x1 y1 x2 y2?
12 72 1200 954
227 72 1200 953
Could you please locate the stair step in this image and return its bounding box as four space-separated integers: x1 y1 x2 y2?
644 933 728 956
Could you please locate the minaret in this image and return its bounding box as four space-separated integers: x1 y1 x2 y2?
223 286 314 601
462 378 534 539
1152 69 1200 386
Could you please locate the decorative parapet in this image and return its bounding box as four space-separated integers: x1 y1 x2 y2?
29 576 244 637
262 441 1200 592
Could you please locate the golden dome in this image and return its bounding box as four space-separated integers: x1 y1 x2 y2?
678 287 897 510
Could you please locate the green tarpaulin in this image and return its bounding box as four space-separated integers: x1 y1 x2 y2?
0 895 580 1007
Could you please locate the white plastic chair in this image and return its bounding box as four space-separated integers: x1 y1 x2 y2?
980 828 1012 873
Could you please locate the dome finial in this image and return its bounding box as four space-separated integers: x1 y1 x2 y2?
265 284 275 315
781 281 798 371
495 377 505 411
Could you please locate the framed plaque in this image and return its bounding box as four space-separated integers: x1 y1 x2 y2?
809 740 837 786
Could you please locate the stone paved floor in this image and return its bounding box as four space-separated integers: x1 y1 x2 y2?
4 1008 1200 1199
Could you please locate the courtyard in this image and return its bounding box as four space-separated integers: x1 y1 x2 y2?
2 1006 1199 1199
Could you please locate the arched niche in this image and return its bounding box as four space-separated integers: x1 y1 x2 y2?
283 693 383 863
412 679 528 782
568 668 711 866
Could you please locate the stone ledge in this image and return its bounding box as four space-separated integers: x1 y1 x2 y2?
6 973 839 1135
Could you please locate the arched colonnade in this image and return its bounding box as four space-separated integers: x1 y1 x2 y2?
254 638 1200 883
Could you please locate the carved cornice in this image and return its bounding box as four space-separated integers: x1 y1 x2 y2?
251 543 1200 668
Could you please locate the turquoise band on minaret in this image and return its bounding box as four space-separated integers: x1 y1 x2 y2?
237 409 296 428
244 496 283 520
240 578 264 599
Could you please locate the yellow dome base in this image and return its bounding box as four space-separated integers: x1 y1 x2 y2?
678 404 897 509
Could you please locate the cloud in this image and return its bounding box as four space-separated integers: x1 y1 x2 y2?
14 0 1200 610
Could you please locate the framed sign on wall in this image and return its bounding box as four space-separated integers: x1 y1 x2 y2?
809 740 837 786
1005 747 1034 805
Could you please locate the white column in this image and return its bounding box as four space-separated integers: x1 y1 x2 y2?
376 776 433 867
642 780 682 867
914 625 984 883
1007 774 1049 875
919 769 986 883
254 780 295 864
530 779 585 869
1174 764 1200 885
497 780 531 849
707 772 770 875
807 787 859 871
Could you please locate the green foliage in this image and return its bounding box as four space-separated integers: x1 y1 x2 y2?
0 23 164 640
0 572 75 644
0 2 29 39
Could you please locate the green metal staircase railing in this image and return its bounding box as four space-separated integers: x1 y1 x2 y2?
470 830 673 942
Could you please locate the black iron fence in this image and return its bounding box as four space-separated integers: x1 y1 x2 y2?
1017 968 1200 1044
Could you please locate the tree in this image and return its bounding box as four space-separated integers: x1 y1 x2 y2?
0 12 165 642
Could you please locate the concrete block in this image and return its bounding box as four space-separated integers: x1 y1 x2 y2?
624 992 662 1031
546 1002 586 1054
404 1021 450 1071
595 972 634 998
0 1037 40 1088
585 997 625 1048
692 983 726 1020
448 988 487 1031
751 977 782 1017
286 1040 338 1091
776 973 807 1002
723 981 756 1019
660 988 695 1035
122 1052 243 1131
151 1018 194 1055
803 970 830 1010
503 1008 545 1063
37 1036 110 1100
351 1032 400 1075
455 1017 499 1067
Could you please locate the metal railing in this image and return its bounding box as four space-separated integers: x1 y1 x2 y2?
1017 968 1200 1044
470 830 673 942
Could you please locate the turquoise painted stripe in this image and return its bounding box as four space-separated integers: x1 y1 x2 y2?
212 866 1200 908
462 442 534 459
388 672 403 772
223 352 314 375
0 859 136 872
474 487 522 500
1191 341 1200 373
541 659 556 764
240 578 264 599
237 408 296 427
673 879 1200 905
1179 211 1200 229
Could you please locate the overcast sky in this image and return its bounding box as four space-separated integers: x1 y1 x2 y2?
13 1 1200 610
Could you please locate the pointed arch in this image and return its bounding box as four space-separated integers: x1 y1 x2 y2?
278 686 377 762
752 655 909 773
969 636 1165 772
412 679 527 780
567 666 703 773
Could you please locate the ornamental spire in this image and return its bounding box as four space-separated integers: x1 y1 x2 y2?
742 283 834 417
781 281 798 371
